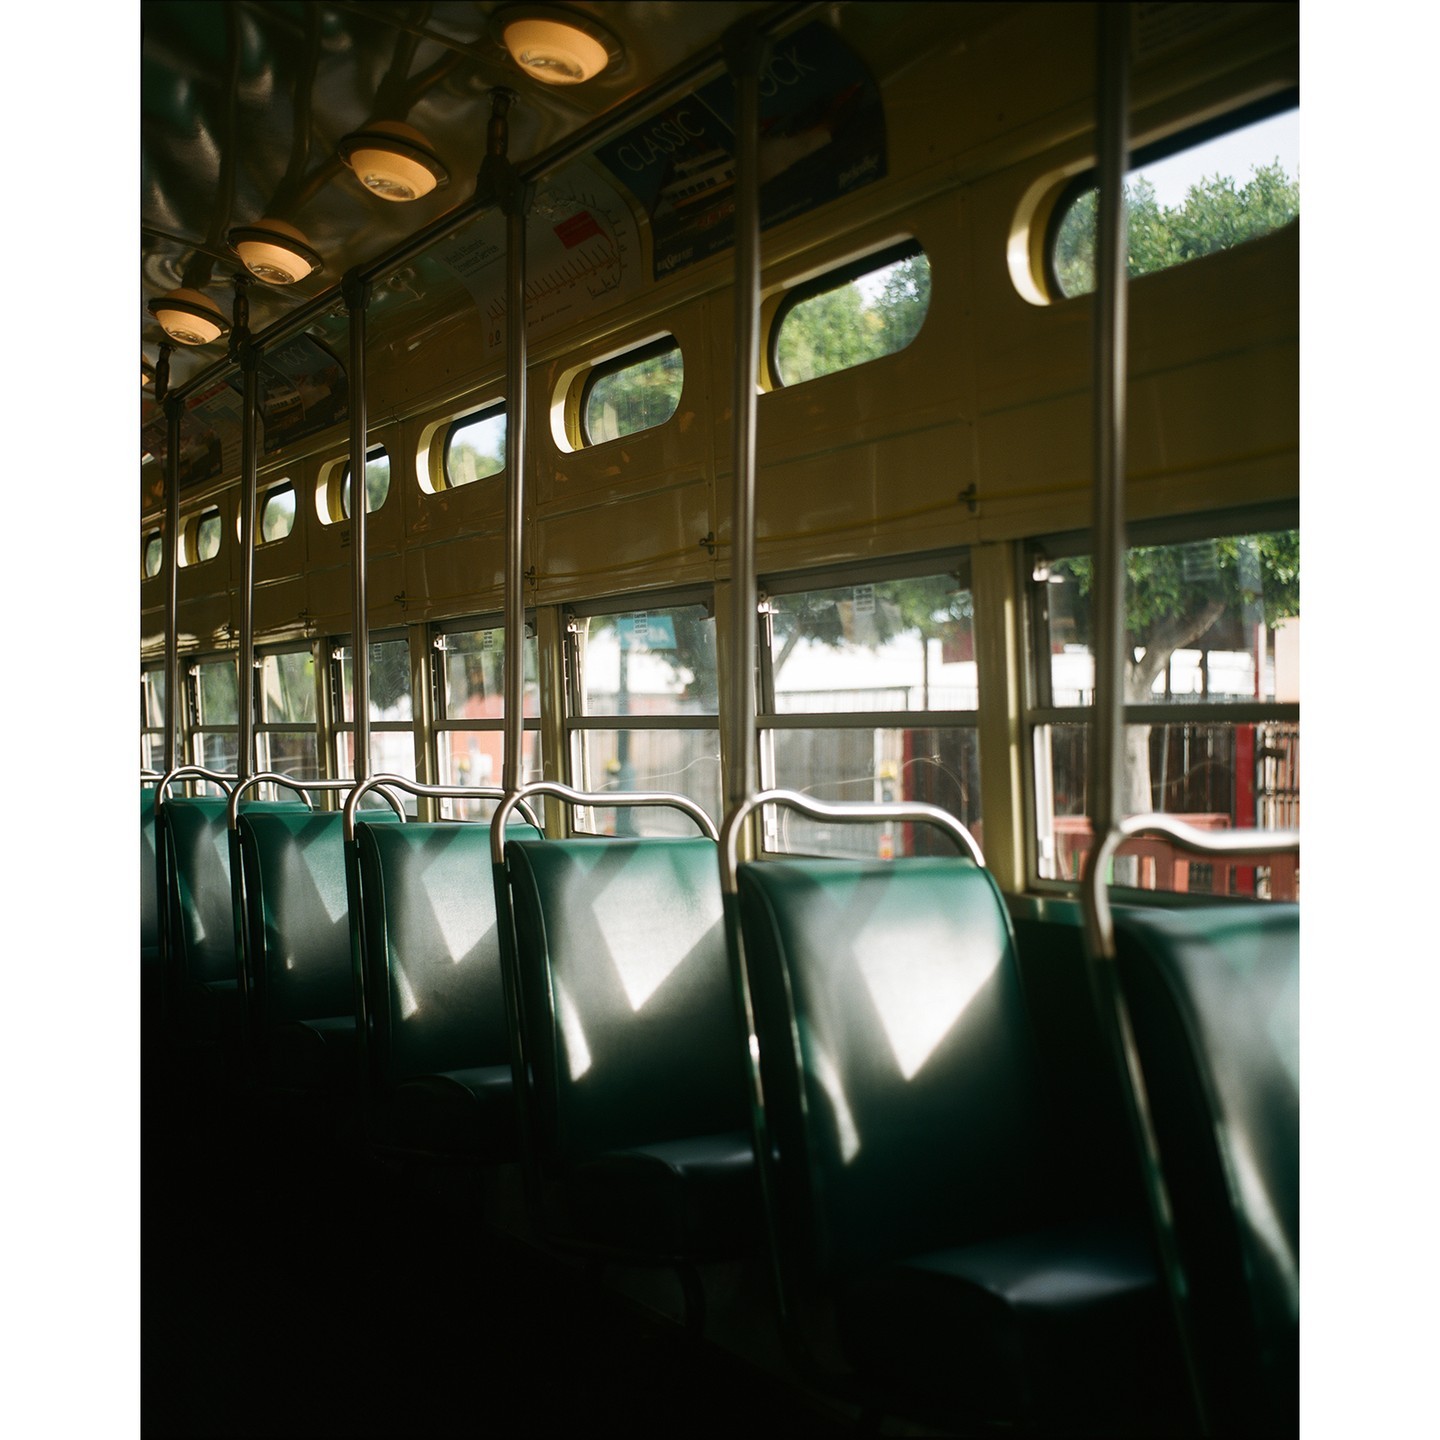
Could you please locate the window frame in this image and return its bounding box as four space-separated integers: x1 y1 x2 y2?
141 665 167 771
1021 505 1301 896
258 481 298 545
441 402 507 491
563 587 721 833
194 505 223 565
328 628 417 785
430 612 543 814
1043 89 1299 302
254 642 323 778
187 652 239 772
755 552 981 858
767 238 929 390
577 335 684 448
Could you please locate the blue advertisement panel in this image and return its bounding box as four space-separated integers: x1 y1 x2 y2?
595 22 886 279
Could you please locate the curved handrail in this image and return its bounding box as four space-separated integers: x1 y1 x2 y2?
1079 813 1299 1434
718 788 984 896
341 773 538 843
490 781 718 865
155 765 237 819
1082 813 1300 962
224 772 318 830
224 772 408 832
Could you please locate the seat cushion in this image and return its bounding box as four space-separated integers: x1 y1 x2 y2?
563 1130 761 1258
837 1219 1184 1431
267 1014 356 1093
371 1067 519 1160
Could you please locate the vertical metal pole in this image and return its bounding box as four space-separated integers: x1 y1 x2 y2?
724 23 767 815
163 393 183 772
502 199 528 793
344 271 372 783
1088 1 1130 842
236 340 260 782
1082 8 1213 1431
484 91 529 796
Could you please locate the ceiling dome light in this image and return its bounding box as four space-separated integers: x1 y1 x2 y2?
338 120 448 202
228 218 323 285
147 288 230 346
500 7 618 85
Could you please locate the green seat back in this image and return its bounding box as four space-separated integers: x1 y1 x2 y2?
161 796 240 989
1114 903 1299 1434
356 820 540 1087
735 856 1052 1281
142 784 160 958
237 808 398 1030
505 837 746 1173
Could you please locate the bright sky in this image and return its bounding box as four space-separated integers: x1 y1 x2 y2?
1132 108 1299 209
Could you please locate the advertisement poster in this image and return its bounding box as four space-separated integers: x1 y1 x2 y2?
140 381 242 489
595 21 886 279
225 333 348 454
432 164 643 353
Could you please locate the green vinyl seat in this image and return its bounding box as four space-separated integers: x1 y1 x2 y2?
1113 902 1299 1437
236 807 398 1093
501 837 761 1262
142 783 160 967
734 856 1185 1433
353 819 541 1160
159 795 307 1051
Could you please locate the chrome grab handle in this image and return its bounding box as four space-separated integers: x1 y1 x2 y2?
341 774 539 843
490 781 718 865
1082 813 1300 962
718 787 984 896
155 765 237 820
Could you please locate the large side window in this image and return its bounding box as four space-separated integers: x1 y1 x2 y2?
257 647 320 776
566 596 719 835
1026 516 1299 897
331 633 415 799
432 618 541 819
1048 98 1298 299
758 561 980 857
769 241 931 388
190 655 239 772
142 667 167 772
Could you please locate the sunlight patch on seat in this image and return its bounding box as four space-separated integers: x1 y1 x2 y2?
1225 1128 1299 1320
592 882 720 1012
806 1032 861 1164
394 960 420 1020
857 915 999 1080
433 903 493 966
1266 963 1299 1092
556 978 592 1079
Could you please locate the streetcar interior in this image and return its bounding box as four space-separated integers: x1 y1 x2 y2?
32 1 1356 1433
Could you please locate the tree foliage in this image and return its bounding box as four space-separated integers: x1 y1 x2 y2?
1053 160 1299 297
774 252 931 385
1058 530 1299 703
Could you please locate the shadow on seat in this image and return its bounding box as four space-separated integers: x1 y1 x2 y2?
498 833 762 1286
732 848 1188 1434
1113 902 1299 1437
235 807 401 1097
353 818 540 1162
